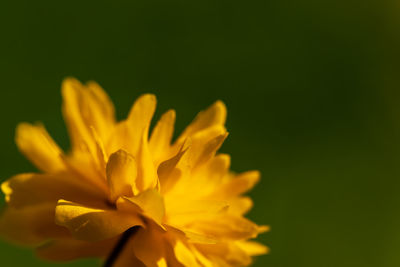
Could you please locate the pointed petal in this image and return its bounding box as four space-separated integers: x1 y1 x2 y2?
106 149 137 201
61 78 115 154
86 80 116 125
157 141 189 193
1 172 107 209
185 214 263 241
194 133 228 168
136 131 158 192
176 101 226 144
235 240 269 256
0 204 69 246
15 123 64 173
55 200 143 241
214 171 261 197
227 197 253 215
149 109 176 164
127 94 157 155
61 78 94 151
106 94 156 156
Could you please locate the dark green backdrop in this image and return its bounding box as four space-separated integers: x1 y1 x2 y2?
1 0 400 266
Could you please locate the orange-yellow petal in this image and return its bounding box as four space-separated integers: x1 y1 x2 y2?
125 189 165 225
55 200 143 241
0 204 69 246
15 123 64 173
61 78 115 154
132 227 169 267
1 172 107 209
184 214 262 241
176 101 227 144
149 109 176 164
106 149 137 201
136 131 158 192
127 94 157 155
173 240 201 267
213 171 261 198
235 240 269 256
36 237 118 261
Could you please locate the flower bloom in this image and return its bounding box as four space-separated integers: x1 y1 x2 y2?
0 78 268 266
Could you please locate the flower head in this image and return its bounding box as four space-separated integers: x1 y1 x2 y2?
0 78 268 266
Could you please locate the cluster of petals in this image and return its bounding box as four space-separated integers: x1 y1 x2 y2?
0 78 268 266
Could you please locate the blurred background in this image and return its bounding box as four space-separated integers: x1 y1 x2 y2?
1 0 400 266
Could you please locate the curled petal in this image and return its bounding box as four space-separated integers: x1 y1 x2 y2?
55 200 143 241
106 149 137 201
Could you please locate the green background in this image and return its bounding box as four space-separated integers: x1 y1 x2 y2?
1 0 400 266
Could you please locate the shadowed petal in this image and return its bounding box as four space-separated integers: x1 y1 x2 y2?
55 200 143 241
2 172 107 209
106 149 138 201
0 204 69 246
36 237 119 261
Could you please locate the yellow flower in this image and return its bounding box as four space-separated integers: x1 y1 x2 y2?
0 78 269 266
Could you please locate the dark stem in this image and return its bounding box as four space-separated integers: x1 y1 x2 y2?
103 226 140 267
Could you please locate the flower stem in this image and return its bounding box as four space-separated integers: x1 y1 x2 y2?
103 226 140 267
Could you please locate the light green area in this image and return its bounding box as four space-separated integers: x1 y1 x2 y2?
0 0 400 266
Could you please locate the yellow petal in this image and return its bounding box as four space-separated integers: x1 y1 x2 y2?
36 237 118 261
127 94 157 155
213 171 261 198
1 172 107 209
0 204 69 246
86 80 116 126
55 200 143 241
176 125 226 172
194 133 228 168
185 214 262 241
15 123 64 173
227 197 253 215
111 236 146 267
195 154 230 196
132 227 166 267
157 141 189 193
61 78 115 154
125 189 165 225
136 131 158 192
176 101 226 144
195 242 252 266
61 151 109 195
61 78 94 152
173 240 201 267
105 94 156 159
106 149 137 201
235 240 269 256
149 109 176 164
